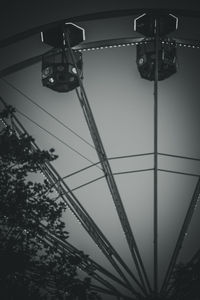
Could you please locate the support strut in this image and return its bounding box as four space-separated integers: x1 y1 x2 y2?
161 177 200 294
153 18 159 294
64 32 151 293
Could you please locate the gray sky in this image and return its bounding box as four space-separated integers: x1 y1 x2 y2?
1 9 200 299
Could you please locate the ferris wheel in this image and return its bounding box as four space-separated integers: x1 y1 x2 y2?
1 7 200 300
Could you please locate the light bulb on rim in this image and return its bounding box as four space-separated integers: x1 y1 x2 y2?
72 67 77 74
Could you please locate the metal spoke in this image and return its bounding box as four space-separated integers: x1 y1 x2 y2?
0 97 145 297
90 285 137 300
161 177 200 294
153 18 159 294
43 235 127 295
43 229 129 290
38 226 133 298
65 34 151 293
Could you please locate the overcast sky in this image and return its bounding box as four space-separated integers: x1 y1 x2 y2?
1 7 200 300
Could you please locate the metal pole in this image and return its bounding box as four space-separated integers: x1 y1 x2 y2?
154 17 159 294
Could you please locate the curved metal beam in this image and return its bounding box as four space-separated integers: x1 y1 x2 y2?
1 8 200 48
0 37 149 78
1 36 200 79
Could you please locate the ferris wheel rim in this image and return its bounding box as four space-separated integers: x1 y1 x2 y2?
1 8 200 299
1 8 200 49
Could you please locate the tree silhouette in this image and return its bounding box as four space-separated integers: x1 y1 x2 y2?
170 251 200 300
0 106 98 299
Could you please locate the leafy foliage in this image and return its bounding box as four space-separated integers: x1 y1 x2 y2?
170 254 200 300
0 107 98 299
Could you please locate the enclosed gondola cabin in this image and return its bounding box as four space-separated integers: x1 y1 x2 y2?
41 22 85 92
136 41 177 81
41 49 83 92
134 13 178 81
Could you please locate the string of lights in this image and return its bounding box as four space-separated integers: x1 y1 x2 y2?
73 37 200 53
1 37 200 79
